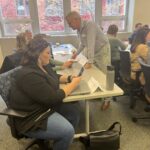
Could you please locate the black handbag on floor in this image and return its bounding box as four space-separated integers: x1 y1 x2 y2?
79 122 121 150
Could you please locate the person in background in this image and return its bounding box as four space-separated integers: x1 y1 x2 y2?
33 34 73 71
130 28 150 111
128 23 142 44
143 24 149 29
0 32 27 74
24 29 33 43
66 11 111 110
66 11 111 73
107 24 126 84
130 27 150 85
10 38 81 150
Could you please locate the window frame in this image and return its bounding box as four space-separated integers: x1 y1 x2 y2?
0 0 129 37
0 0 31 37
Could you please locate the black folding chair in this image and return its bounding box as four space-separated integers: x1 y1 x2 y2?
132 58 150 122
119 50 142 109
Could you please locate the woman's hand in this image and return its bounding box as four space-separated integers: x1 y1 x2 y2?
62 76 82 96
71 52 77 59
71 76 82 87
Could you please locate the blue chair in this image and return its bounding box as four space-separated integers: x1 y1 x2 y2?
0 67 50 150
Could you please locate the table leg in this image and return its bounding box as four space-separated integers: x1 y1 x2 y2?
85 100 90 134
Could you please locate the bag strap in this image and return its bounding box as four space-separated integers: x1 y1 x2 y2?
107 122 122 135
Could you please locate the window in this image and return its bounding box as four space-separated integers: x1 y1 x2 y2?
71 0 95 21
0 0 29 19
0 0 31 36
16 0 30 16
101 0 127 32
0 0 129 36
37 0 64 33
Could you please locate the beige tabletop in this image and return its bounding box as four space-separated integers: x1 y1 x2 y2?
58 63 124 102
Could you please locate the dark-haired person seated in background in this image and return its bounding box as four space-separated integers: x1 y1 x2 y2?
0 32 28 74
107 24 126 84
128 23 142 44
130 28 150 111
9 38 81 150
24 29 33 43
130 28 150 84
143 24 149 29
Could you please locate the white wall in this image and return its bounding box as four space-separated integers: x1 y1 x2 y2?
133 0 150 28
0 35 79 58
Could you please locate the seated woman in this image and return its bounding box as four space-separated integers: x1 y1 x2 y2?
130 28 150 110
107 24 126 84
9 38 81 150
0 32 28 74
130 28 150 84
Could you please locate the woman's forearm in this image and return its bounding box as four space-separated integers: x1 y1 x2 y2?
62 80 78 96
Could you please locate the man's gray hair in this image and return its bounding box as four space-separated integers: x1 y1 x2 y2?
66 11 81 20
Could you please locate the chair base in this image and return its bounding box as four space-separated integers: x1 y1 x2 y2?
25 139 51 150
132 116 150 123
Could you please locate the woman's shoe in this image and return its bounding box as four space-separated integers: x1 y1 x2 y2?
144 105 150 112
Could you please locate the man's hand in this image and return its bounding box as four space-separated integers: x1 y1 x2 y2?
62 61 73 68
71 52 77 59
84 63 92 69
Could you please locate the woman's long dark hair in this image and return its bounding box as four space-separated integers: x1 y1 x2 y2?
130 28 150 53
21 38 49 66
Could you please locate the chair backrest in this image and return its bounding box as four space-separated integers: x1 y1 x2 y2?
138 58 150 97
119 50 131 81
0 66 21 106
0 66 23 139
147 48 150 65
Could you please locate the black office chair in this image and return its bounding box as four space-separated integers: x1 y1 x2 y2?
111 60 122 86
0 67 50 150
119 50 142 109
132 57 150 122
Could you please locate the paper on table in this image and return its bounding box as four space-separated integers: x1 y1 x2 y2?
52 44 76 55
88 77 105 93
75 53 88 66
53 51 69 55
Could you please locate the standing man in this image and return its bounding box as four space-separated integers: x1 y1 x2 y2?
66 11 111 73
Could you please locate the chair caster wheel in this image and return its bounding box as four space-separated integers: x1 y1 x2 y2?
132 117 137 122
130 104 135 109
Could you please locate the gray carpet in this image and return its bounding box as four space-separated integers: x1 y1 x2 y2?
0 95 150 150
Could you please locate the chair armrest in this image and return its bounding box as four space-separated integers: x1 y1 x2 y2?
131 70 142 73
0 108 29 118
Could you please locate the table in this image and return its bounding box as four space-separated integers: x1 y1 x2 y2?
58 63 123 138
53 44 124 138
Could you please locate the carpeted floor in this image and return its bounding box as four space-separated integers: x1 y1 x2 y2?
0 95 150 150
